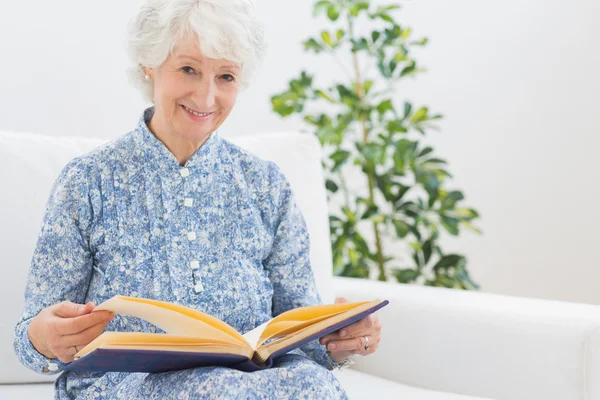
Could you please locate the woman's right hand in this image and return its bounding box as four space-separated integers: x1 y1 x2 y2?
27 301 114 363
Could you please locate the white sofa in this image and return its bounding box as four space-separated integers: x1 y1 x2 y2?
1 130 599 400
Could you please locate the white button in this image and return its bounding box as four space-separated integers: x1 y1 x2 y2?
194 282 204 293
187 231 196 241
47 362 59 372
190 260 200 270
184 198 193 207
180 168 190 177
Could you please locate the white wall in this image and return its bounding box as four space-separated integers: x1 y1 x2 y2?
1 1 599 304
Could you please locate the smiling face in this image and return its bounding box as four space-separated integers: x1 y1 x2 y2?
144 35 241 144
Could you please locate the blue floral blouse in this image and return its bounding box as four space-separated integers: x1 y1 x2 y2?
13 108 348 399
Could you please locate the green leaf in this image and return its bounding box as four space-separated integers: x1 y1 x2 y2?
392 219 410 238
461 221 482 234
403 102 412 119
411 107 428 123
369 214 386 223
422 238 433 264
303 38 324 53
375 174 393 201
315 89 335 103
455 265 480 290
332 234 347 255
342 207 356 224
394 50 408 62
336 29 345 42
393 268 420 283
433 254 463 271
361 203 379 220
419 147 433 158
377 99 394 114
412 249 422 267
386 119 408 134
330 150 351 172
394 184 410 203
379 4 402 12
429 274 456 288
408 224 422 240
452 208 479 220
336 84 359 106
325 179 338 193
441 216 460 235
313 0 333 16
359 142 386 164
423 157 448 165
321 31 332 46
380 14 393 23
410 37 429 46
401 27 412 40
371 31 381 43
350 2 369 17
400 60 417 77
441 191 464 210
352 232 370 254
327 5 340 21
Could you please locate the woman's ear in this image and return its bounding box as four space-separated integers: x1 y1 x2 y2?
142 66 153 80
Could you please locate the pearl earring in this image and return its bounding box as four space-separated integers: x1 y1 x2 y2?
144 74 150 80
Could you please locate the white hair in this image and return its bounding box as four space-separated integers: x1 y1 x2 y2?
126 0 267 103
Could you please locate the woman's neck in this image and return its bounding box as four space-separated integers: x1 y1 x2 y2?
147 114 210 166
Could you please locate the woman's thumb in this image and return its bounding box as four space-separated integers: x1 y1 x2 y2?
335 297 349 304
54 301 95 318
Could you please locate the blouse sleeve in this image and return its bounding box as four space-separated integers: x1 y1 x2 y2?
262 162 340 370
13 157 95 375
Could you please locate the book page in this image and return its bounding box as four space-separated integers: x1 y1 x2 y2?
255 301 368 348
95 296 249 347
75 332 253 360
242 302 367 350
242 320 271 350
256 300 387 364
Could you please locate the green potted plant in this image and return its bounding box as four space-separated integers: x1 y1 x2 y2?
271 0 481 289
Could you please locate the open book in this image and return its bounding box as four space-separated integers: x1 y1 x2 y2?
64 296 389 373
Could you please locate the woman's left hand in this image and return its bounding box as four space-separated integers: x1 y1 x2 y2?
319 297 382 363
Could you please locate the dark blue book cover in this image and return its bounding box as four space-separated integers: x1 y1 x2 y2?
65 300 388 373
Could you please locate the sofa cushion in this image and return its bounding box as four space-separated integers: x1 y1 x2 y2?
333 369 493 399
0 130 334 383
0 132 107 384
0 383 55 399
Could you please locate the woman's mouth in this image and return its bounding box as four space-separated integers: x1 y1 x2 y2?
181 105 214 121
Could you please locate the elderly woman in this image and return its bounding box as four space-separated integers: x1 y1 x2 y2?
13 0 382 398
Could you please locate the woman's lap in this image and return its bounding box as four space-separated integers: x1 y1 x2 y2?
102 354 347 400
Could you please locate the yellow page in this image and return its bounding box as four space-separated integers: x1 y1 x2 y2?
76 332 252 359
243 301 368 350
95 296 249 347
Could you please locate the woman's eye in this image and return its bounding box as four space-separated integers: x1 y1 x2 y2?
222 74 235 82
182 66 196 74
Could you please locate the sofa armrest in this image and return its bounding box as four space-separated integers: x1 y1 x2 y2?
333 276 600 400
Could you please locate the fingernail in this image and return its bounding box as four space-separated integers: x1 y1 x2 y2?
328 343 336 350
340 329 347 338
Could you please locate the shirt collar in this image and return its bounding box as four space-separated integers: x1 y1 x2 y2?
132 106 221 172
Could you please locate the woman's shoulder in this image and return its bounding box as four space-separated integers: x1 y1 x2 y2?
52 131 138 195
220 137 288 187
61 131 137 173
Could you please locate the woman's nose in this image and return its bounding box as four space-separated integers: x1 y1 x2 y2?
191 77 217 110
